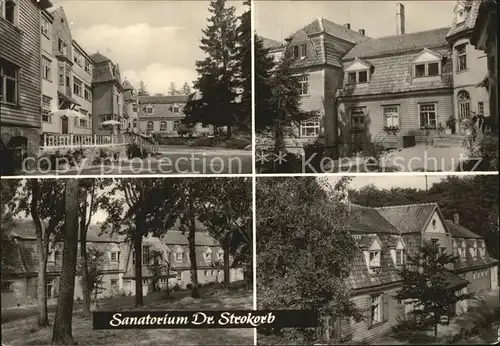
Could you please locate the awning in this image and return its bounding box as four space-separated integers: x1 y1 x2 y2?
477 74 489 89
57 91 81 107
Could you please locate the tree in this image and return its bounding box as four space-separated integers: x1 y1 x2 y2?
257 177 361 343
395 240 473 340
181 82 191 95
254 35 276 133
154 92 166 96
168 82 178 96
185 0 239 136
12 179 66 327
51 179 80 344
101 179 179 307
1 179 21 277
147 249 171 294
138 80 149 96
234 0 251 132
76 247 105 308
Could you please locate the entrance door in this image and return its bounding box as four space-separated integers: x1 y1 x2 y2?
61 116 69 134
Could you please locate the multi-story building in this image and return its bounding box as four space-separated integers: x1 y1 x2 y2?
1 219 244 308
471 0 498 132
323 203 498 343
40 9 58 134
122 79 137 133
446 0 490 135
0 0 52 173
70 40 93 134
91 52 126 135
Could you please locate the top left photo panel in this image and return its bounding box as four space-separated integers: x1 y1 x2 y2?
0 0 252 176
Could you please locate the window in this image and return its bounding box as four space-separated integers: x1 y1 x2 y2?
395 250 405 266
173 121 181 130
1 0 17 25
478 102 484 116
42 95 52 123
1 281 14 292
58 38 67 56
297 75 309 95
132 103 138 112
217 251 224 261
146 121 154 132
369 251 381 268
133 119 138 129
175 250 183 262
300 116 320 137
73 50 82 66
111 279 118 287
84 85 92 101
172 105 180 113
347 70 369 84
358 70 368 83
176 272 182 281
160 121 167 132
414 62 440 77
84 60 91 74
347 72 356 84
428 62 439 76
418 103 437 129
41 17 50 37
458 91 470 122
0 58 19 105
204 250 212 262
299 44 307 58
371 294 382 324
142 245 150 265
54 251 61 264
111 251 120 262
456 44 467 71
58 65 64 86
383 106 399 127
65 66 70 89
146 106 153 114
73 77 82 97
479 242 486 258
42 56 52 81
415 64 425 77
132 251 135 265
350 107 366 131
293 45 299 59
46 279 54 299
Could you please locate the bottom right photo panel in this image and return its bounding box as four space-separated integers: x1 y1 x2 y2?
256 174 499 345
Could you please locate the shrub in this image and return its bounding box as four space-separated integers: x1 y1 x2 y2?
172 284 181 292
224 137 251 150
127 142 142 159
303 141 325 173
189 137 214 147
186 283 193 290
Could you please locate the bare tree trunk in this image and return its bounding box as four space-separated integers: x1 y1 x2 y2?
51 179 79 345
134 230 144 307
223 242 230 288
80 211 91 318
188 195 200 298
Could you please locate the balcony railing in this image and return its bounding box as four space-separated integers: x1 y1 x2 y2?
40 133 157 152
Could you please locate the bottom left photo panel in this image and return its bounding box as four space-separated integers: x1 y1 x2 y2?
1 177 253 346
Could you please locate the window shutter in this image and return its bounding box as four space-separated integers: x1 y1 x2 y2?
366 296 373 329
383 293 389 322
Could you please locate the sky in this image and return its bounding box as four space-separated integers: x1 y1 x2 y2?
255 1 457 41
327 174 452 191
54 0 246 94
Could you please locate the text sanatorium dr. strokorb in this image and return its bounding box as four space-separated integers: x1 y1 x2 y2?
92 310 318 329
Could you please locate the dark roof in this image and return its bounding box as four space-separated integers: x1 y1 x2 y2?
122 80 134 91
447 0 481 39
440 270 469 289
375 203 439 234
139 95 189 104
258 36 284 50
445 220 482 239
343 27 450 61
300 17 370 44
350 204 400 234
91 52 111 63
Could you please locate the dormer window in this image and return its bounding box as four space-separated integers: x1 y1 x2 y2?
58 38 67 56
369 251 381 268
172 105 180 113
413 49 442 78
346 70 369 84
132 103 138 112
111 251 120 262
293 44 307 59
204 249 212 262
479 241 486 258
217 250 224 261
146 105 153 114
395 249 405 266
175 249 183 262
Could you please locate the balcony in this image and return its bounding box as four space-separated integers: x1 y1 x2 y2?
40 133 156 152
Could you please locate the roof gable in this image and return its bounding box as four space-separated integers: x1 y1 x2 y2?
413 49 442 63
376 203 439 234
345 58 371 71
423 210 448 234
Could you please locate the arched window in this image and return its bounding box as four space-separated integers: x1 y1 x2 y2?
458 90 470 122
160 121 167 132
173 121 181 130
146 121 154 132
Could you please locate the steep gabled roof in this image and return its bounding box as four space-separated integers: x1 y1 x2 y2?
350 204 400 234
375 203 439 234
122 79 134 91
301 17 371 44
139 95 189 104
343 27 450 61
447 0 481 39
258 36 284 50
91 52 111 64
445 220 483 239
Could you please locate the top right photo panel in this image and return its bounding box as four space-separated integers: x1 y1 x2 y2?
254 0 498 174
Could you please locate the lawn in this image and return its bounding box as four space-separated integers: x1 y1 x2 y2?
1 283 253 345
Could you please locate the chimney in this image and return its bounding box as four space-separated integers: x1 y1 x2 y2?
343 23 351 30
359 29 366 36
453 213 460 225
396 3 405 35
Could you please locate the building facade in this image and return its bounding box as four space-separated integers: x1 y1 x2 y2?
0 0 52 173
91 52 126 135
324 203 498 343
1 220 244 308
40 9 58 134
446 0 490 135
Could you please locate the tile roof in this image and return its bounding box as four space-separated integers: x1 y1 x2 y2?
122 80 134 91
139 95 189 104
350 204 400 234
258 36 284 50
91 52 111 64
446 0 481 39
300 18 370 44
445 220 483 239
375 203 438 234
343 27 450 61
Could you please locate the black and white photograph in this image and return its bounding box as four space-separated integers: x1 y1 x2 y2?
254 1 498 173
0 0 251 175
1 177 253 345
256 174 499 344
